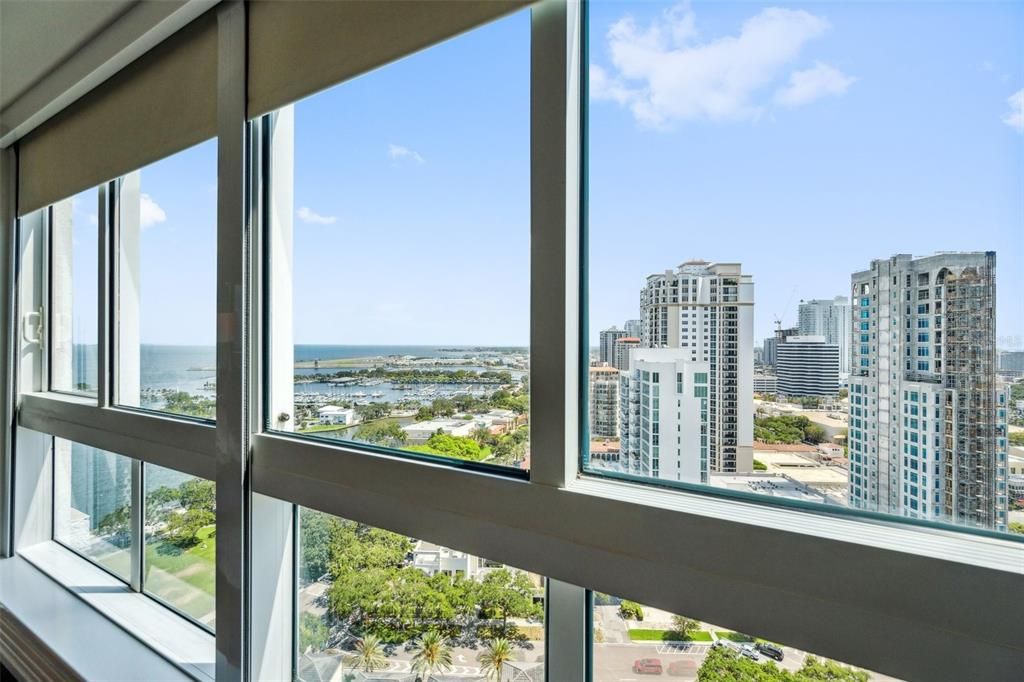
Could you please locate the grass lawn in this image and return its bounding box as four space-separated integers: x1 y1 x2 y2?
298 423 351 434
144 525 217 622
629 629 713 642
716 631 755 642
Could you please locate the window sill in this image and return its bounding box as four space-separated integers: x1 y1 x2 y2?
3 542 214 681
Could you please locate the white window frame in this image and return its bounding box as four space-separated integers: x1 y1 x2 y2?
0 2 1020 682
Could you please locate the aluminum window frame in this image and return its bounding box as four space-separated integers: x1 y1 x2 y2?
0 2 1020 682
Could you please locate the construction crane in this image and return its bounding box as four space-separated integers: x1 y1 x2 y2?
773 286 798 333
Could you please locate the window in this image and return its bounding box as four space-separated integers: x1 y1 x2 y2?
266 9 531 472
116 141 218 418
49 187 100 395
582 0 1020 538
297 509 544 681
591 594 897 681
53 440 132 582
143 465 216 628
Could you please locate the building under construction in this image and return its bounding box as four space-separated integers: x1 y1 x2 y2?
847 252 1008 531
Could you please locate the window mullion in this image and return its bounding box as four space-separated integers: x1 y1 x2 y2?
0 146 16 557
546 579 588 680
130 457 143 592
530 0 579 489
214 2 250 680
97 182 112 407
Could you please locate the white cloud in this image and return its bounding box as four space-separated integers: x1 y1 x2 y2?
297 207 338 225
590 3 852 127
388 143 426 165
774 62 856 107
1002 89 1024 132
139 193 166 228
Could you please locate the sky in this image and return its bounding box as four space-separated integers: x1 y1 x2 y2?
70 1 1023 350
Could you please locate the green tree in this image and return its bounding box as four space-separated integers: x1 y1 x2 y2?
471 425 494 446
406 433 490 462
1009 521 1024 535
355 402 392 422
837 388 849 399
165 508 215 547
476 569 542 634
803 424 828 444
477 638 515 681
345 634 388 673
299 508 345 583
798 656 869 681
1008 431 1024 447
178 478 216 512
431 398 456 417
671 614 700 639
355 419 407 447
410 630 453 677
298 612 329 652
698 646 784 681
618 600 644 621
97 504 131 541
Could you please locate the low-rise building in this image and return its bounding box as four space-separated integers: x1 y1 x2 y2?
317 405 357 425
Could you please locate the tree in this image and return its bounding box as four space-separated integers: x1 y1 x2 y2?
471 425 494 446
178 478 216 513
298 612 329 652
477 638 515 681
97 504 131 541
355 401 393 422
671 614 700 639
299 508 345 583
803 424 828 444
355 419 406 447
1009 521 1024 535
406 433 490 462
476 569 542 635
345 634 388 673
165 508 215 547
431 398 456 417
410 630 453 677
1008 431 1024 447
798 656 868 681
837 388 849 399
618 600 643 621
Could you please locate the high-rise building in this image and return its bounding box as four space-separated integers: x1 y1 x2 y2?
998 350 1024 373
599 326 626 366
776 335 840 397
763 326 798 368
847 252 1007 531
639 261 753 473
613 337 640 371
589 365 620 438
619 349 710 483
798 296 851 376
624 319 643 339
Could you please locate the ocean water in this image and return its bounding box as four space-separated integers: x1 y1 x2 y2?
71 344 526 393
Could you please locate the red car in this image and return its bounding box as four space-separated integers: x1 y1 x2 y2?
633 658 664 674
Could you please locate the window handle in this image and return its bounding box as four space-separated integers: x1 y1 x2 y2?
22 307 44 348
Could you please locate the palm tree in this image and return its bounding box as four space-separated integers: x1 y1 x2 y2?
471 425 493 446
410 630 453 677
477 638 515 681
344 634 388 673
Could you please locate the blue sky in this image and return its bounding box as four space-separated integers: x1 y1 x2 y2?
71 2 1023 350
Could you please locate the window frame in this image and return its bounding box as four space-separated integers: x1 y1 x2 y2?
0 2 1020 682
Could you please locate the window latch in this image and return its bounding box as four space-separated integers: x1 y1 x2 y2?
22 306 44 348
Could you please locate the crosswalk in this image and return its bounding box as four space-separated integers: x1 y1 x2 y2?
653 642 710 655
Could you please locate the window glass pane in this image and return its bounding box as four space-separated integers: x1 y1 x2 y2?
53 439 132 582
584 1 1024 536
297 508 545 681
117 140 218 419
267 11 532 471
50 187 99 394
591 594 901 681
144 464 216 628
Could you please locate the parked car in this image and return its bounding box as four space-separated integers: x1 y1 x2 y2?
756 642 785 661
667 659 697 677
740 644 761 661
633 658 664 674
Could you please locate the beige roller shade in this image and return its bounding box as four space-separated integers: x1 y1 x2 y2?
248 0 531 119
17 10 217 216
